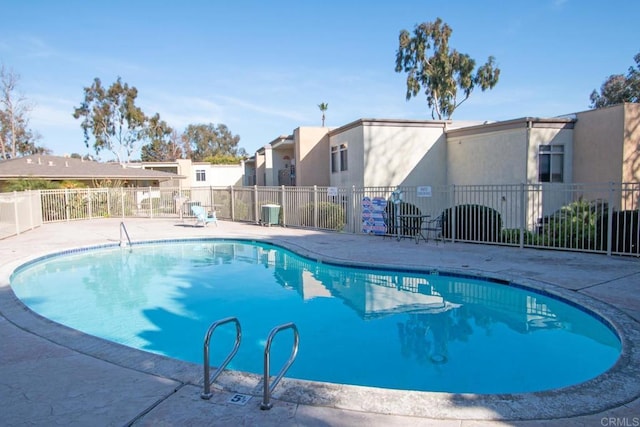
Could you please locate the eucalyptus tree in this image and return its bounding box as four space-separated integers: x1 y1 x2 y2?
590 52 640 108
395 18 500 120
318 102 328 126
73 77 147 163
0 64 43 159
140 113 182 161
183 123 241 162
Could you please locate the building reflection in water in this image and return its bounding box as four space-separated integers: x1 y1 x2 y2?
198 241 615 368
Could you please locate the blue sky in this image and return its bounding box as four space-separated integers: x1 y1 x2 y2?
1 0 638 160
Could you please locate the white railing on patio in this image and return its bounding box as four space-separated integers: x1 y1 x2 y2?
1 183 638 257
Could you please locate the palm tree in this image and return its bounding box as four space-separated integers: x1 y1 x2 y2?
318 102 328 127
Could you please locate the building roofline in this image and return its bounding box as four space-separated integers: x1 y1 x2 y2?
0 155 185 181
446 116 575 137
329 118 452 136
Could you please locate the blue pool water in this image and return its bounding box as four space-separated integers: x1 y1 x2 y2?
11 240 621 394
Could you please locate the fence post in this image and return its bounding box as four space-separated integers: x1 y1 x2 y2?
13 191 20 235
121 187 125 219
450 185 456 242
230 186 235 221
351 185 356 233
64 189 70 222
27 190 33 230
280 185 287 227
254 185 259 224
106 188 111 217
148 186 153 219
313 185 318 229
607 182 614 256
87 189 92 219
520 183 526 249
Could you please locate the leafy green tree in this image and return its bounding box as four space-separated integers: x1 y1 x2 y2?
590 52 640 108
204 153 246 164
0 64 45 159
318 102 328 126
73 77 147 163
140 114 183 161
4 178 61 191
183 123 242 162
395 18 500 120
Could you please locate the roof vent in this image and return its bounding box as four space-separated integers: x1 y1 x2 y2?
26 158 32 164
48 161 54 166
65 161 69 167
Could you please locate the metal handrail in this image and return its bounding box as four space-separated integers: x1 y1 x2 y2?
201 317 242 400
260 322 299 410
119 222 132 247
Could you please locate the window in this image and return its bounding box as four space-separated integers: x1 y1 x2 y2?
196 169 206 182
331 146 339 173
538 145 564 183
339 144 348 171
331 144 348 173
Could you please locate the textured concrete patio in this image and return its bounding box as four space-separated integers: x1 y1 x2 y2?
1 218 639 426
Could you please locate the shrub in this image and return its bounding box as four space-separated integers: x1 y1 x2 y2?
540 199 606 250
233 199 250 221
597 210 639 254
4 178 61 191
300 202 345 231
501 228 539 245
442 204 502 242
384 200 422 237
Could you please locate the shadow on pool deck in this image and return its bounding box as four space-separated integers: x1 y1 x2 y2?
1 218 640 426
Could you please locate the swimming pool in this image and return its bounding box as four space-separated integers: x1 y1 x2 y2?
10 239 621 394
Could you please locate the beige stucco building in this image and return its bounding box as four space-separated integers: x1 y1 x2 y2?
446 118 575 185
573 103 640 184
245 103 639 194
245 130 331 187
328 119 453 188
139 159 244 188
248 135 294 186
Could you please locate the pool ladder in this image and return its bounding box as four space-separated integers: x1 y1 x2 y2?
201 317 242 400
119 222 132 248
200 317 299 411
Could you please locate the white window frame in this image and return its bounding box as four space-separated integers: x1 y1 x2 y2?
538 145 564 183
331 146 339 173
339 144 348 172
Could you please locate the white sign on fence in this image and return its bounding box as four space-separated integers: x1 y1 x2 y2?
417 186 432 197
327 187 338 197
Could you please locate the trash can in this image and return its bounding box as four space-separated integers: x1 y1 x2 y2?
261 204 280 226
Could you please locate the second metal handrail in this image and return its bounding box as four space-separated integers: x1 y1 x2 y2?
201 317 242 400
260 322 299 410
119 221 132 248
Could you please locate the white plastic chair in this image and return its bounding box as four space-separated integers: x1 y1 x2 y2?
191 205 218 227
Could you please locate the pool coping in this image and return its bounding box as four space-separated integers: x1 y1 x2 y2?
3 235 640 421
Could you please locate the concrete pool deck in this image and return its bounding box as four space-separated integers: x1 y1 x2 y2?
1 217 639 426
